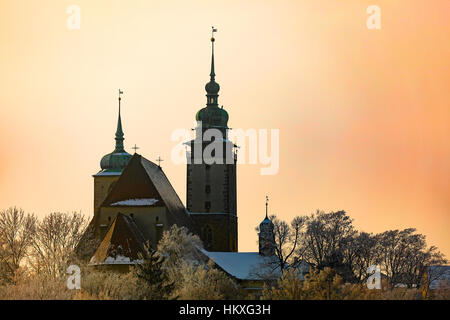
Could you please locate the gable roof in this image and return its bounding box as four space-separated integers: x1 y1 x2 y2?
101 153 196 232
427 266 450 289
200 249 283 281
90 213 147 265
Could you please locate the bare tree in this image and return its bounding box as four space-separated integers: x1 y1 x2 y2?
74 219 101 264
423 265 450 298
375 228 447 289
0 207 37 283
256 215 306 272
301 210 357 281
344 232 379 283
29 212 88 278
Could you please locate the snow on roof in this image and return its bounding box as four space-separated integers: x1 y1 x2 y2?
110 198 159 206
94 170 122 177
189 212 230 215
91 255 143 266
103 255 142 265
201 249 281 280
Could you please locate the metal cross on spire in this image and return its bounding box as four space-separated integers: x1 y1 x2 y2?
156 156 164 168
132 144 139 153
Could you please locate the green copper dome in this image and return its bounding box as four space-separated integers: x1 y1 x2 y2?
205 80 220 95
195 108 204 121
195 106 228 128
100 151 132 171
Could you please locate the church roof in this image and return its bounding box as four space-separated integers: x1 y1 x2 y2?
426 266 450 289
200 249 282 281
90 213 147 265
101 153 196 232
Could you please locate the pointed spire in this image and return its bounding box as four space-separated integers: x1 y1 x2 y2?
114 89 125 153
265 195 269 219
210 26 216 80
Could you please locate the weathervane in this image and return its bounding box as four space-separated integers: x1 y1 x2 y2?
211 26 217 40
118 89 123 114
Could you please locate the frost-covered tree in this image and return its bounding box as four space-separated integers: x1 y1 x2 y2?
155 225 241 299
175 260 240 300
157 225 204 268
28 212 88 278
0 207 37 284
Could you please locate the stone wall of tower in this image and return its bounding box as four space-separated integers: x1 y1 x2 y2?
186 140 237 252
93 175 120 220
187 163 236 214
186 139 236 214
190 213 238 252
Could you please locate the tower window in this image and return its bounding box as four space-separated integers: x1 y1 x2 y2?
205 201 211 212
202 225 213 250
205 185 211 194
156 223 163 244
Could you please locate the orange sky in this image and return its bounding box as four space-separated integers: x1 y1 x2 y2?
0 0 449 257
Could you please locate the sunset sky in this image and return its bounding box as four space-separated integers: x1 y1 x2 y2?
0 0 449 257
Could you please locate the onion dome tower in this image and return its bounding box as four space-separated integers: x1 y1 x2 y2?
186 27 238 252
195 28 229 134
93 90 132 217
98 90 132 174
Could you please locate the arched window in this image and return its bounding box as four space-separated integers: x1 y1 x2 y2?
202 225 213 250
205 201 211 212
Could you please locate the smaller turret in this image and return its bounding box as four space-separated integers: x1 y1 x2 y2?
99 90 132 174
259 196 275 257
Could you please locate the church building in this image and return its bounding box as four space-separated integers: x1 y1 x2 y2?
80 29 283 288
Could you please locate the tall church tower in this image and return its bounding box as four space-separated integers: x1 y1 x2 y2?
93 91 132 223
186 28 238 252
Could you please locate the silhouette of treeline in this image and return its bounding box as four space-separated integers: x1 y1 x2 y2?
261 210 447 291
0 207 447 300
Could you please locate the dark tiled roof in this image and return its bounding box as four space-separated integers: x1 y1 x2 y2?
101 153 196 232
90 213 147 265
